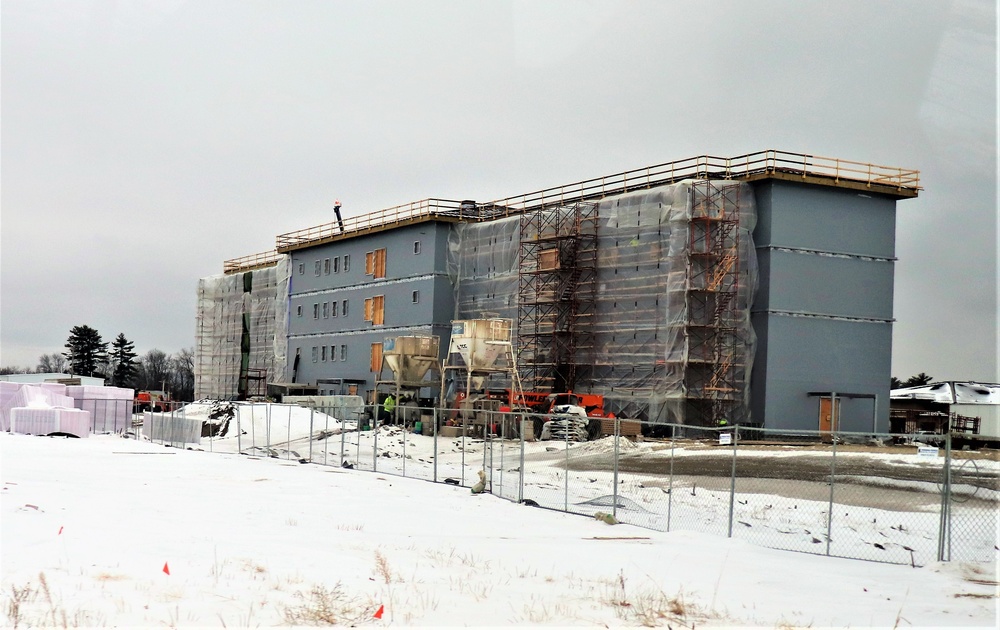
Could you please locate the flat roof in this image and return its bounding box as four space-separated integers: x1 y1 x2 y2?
224 149 920 273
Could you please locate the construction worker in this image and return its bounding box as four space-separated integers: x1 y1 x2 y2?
383 394 396 423
717 417 729 428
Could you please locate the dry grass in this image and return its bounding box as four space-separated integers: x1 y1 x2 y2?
282 583 369 626
3 572 104 629
374 550 397 584
603 570 709 628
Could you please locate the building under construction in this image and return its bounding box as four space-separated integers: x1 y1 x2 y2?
195 150 920 432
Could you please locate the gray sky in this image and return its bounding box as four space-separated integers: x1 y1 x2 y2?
2 0 997 384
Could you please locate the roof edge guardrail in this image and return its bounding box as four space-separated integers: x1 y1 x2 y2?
270 150 920 254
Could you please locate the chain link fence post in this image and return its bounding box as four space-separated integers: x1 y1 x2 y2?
433 406 439 483
373 406 379 472
564 425 570 513
826 429 837 556
667 423 676 532
612 417 620 520
518 416 525 503
727 424 738 538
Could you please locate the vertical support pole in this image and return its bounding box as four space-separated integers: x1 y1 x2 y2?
373 402 379 472
250 404 256 454
309 408 315 464
355 408 361 469
286 405 292 460
727 424 738 538
519 415 526 504
564 425 569 513
826 427 837 556
433 406 439 483
946 432 953 562
237 407 242 456
612 417 620 520
499 413 505 499
338 411 345 467
266 403 271 452
667 424 675 532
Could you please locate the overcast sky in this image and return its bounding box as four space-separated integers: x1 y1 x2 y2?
1 0 997 384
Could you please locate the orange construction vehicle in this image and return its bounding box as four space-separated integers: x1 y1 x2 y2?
134 390 173 413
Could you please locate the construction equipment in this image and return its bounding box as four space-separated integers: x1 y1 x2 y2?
134 390 173 413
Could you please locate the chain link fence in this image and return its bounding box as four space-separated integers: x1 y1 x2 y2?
130 402 997 567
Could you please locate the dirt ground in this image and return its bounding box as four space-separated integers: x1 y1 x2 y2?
553 440 1000 511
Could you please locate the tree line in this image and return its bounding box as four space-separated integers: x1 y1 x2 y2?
0 324 194 401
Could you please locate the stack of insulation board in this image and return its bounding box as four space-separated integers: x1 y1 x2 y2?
142 411 202 445
66 385 135 433
10 407 91 438
1 385 78 431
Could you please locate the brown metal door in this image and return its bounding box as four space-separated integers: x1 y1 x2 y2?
819 397 840 434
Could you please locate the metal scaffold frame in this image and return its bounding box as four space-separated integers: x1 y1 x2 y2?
517 202 599 393
684 181 744 425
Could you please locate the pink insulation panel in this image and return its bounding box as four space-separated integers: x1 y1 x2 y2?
10 407 91 438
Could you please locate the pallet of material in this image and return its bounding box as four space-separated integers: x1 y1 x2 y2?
601 418 641 437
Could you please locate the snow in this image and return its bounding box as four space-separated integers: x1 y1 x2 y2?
891 381 1000 405
2 427 997 628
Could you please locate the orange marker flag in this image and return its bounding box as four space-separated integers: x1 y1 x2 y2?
374 605 384 619
162 562 170 575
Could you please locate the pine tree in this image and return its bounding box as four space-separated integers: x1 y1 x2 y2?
903 372 933 387
63 325 108 377
109 333 138 387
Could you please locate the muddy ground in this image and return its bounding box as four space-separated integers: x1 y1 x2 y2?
549 441 1000 511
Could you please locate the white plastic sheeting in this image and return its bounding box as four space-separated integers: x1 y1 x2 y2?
891 382 1000 405
447 180 758 425
0 385 76 432
66 385 134 433
143 411 203 445
195 256 291 400
10 407 90 438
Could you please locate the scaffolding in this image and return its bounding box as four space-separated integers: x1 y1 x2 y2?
516 202 599 392
448 180 757 425
682 181 745 425
195 255 290 400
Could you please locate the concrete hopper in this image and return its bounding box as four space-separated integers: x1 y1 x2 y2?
383 336 440 385
447 319 513 372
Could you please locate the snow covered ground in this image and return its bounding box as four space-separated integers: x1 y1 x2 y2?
2 425 998 627
170 402 998 567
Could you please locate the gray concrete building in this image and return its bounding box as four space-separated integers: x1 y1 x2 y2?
198 150 919 433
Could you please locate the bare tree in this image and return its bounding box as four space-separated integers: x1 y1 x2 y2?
37 353 68 373
139 349 171 391
171 347 195 401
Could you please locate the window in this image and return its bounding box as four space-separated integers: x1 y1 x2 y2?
413 241 421 254
311 346 318 362
296 305 303 317
333 257 340 273
364 295 385 325
322 302 329 318
340 344 346 361
370 342 383 373
324 258 331 274
412 290 420 303
298 263 305 275
365 248 386 278
330 345 337 362
343 255 350 271
321 345 327 361
314 260 322 276
331 300 338 317
342 299 348 316
313 303 319 319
